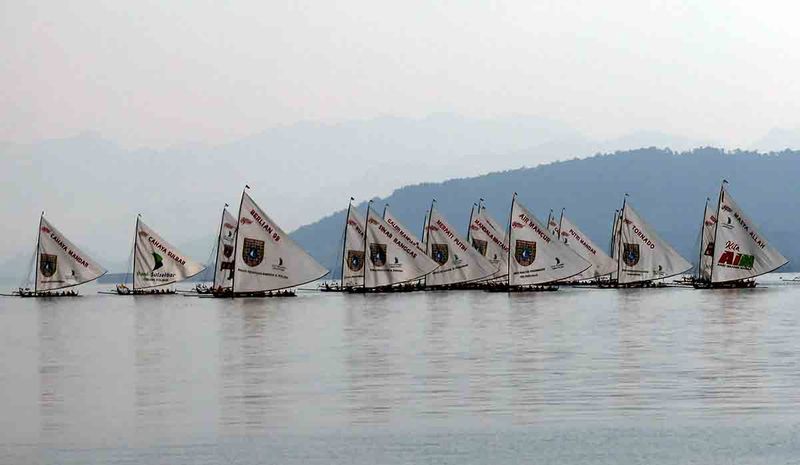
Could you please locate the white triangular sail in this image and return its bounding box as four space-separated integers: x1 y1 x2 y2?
697 200 717 281
134 218 206 289
341 206 366 287
233 191 328 293
36 217 107 291
617 203 691 284
425 207 497 286
710 187 788 283
383 209 425 252
468 206 509 279
558 215 616 280
364 207 439 288
508 198 590 286
212 209 237 290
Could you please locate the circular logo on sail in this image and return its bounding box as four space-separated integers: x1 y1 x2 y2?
347 250 365 272
623 243 640 267
242 238 265 267
431 243 449 265
369 243 387 267
514 240 536 267
40 253 58 277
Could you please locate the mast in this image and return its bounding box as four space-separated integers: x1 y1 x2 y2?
132 214 140 291
231 185 249 297
506 193 517 286
340 198 353 288
424 200 435 287
557 208 565 243
211 204 228 289
362 200 373 289
466 202 477 242
34 211 43 293
696 198 710 280
609 209 619 256
616 195 628 283
709 180 727 283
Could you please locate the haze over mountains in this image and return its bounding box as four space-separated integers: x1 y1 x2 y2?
1 114 799 277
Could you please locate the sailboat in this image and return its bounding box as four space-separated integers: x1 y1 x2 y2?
492 194 591 291
466 201 510 283
694 181 788 288
356 202 439 292
424 201 497 288
8 213 107 297
321 198 366 292
218 188 328 297
195 206 237 294
555 210 617 282
110 216 206 295
613 197 692 287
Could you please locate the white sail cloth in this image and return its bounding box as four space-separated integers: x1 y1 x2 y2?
233 192 328 293
383 209 425 251
698 201 717 281
558 215 616 280
213 209 237 290
341 206 366 287
508 199 590 286
36 217 106 291
364 207 439 288
617 204 691 284
134 219 205 289
468 207 509 279
425 207 497 286
710 188 788 283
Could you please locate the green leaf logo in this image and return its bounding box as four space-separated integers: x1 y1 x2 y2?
152 252 164 270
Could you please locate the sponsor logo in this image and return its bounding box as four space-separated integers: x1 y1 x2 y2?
138 230 149 237
273 257 286 272
470 224 479 231
347 250 365 272
514 240 536 266
240 217 253 225
223 222 236 229
242 238 265 267
472 238 488 256
718 251 755 270
369 243 387 266
151 252 164 271
40 254 57 277
721 205 733 212
223 244 234 258
427 225 440 232
41 226 51 234
431 243 449 265
623 243 640 267
511 221 524 229
368 218 379 225
721 216 734 229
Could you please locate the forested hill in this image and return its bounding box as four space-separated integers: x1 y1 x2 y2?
292 147 800 277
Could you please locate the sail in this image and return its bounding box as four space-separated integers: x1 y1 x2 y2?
425 207 497 286
341 206 366 287
36 217 106 291
610 210 621 280
617 204 691 284
233 192 328 293
364 207 439 288
213 209 237 290
508 198 590 286
468 207 509 279
134 219 206 289
698 200 717 281
558 215 616 280
383 209 425 252
710 188 788 283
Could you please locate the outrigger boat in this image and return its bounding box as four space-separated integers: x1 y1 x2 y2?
5 213 106 298
465 200 511 289
104 215 205 295
192 206 237 295
211 187 328 298
487 194 591 292
550 208 616 285
605 195 692 288
319 198 366 292
693 181 788 289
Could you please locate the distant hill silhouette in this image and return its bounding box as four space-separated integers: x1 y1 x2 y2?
292 147 799 277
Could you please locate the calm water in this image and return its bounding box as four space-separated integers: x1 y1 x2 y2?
2 275 800 464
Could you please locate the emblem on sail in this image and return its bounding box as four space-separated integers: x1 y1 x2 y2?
472 238 488 256
514 240 536 266
242 238 265 267
622 243 640 266
431 243 449 265
369 243 387 266
40 254 58 277
347 250 365 272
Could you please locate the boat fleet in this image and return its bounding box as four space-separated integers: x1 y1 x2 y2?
5 181 790 298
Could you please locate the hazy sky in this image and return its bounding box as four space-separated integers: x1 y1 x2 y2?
2 0 799 148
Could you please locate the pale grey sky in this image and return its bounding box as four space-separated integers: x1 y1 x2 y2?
2 0 799 148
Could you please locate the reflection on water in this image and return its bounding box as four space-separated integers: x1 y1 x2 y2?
2 279 800 462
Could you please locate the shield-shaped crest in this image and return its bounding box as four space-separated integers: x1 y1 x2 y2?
514 240 536 267
623 243 640 267
472 238 488 256
431 243 449 265
40 253 57 277
223 244 234 258
369 243 387 267
242 238 265 267
347 250 364 272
